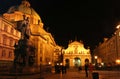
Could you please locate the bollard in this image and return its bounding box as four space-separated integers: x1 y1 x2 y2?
92 72 99 79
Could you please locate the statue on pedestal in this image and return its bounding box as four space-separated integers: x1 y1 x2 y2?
13 15 35 73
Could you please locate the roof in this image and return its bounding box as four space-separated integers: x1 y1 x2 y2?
7 0 42 22
69 41 83 46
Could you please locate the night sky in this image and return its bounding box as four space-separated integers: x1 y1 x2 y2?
0 0 120 50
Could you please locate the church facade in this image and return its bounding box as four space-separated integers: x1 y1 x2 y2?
63 40 91 67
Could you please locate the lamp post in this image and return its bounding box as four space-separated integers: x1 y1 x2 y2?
94 56 98 69
116 59 120 70
116 59 120 64
94 56 98 63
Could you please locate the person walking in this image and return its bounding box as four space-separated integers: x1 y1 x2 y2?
89 63 93 73
89 63 94 79
85 63 89 77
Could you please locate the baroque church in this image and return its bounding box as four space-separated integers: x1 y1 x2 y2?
0 0 91 68
63 40 91 67
0 0 57 67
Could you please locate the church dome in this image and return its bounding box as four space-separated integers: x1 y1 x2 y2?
7 0 42 22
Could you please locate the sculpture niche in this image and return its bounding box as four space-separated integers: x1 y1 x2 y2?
13 15 35 72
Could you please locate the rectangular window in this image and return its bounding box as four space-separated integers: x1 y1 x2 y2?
10 28 14 34
2 50 6 57
40 57 42 62
8 51 12 58
9 39 13 46
3 36 7 45
4 24 8 32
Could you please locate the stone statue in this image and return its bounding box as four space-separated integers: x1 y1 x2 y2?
20 15 31 39
13 15 35 73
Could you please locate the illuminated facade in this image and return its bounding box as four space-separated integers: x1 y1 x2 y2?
0 0 56 66
0 17 21 62
93 26 120 66
54 45 63 63
63 40 91 67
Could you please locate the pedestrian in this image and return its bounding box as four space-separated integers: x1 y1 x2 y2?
85 63 89 77
62 65 64 74
89 63 94 79
64 65 67 73
89 63 93 73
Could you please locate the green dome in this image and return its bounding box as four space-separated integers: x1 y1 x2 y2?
7 0 42 22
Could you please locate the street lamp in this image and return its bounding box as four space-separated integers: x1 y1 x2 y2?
94 56 98 59
115 59 120 70
116 59 120 65
116 25 120 29
94 56 98 67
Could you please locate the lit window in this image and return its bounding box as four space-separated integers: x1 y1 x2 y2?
119 32 120 36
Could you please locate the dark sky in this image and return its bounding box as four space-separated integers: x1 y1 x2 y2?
0 0 120 50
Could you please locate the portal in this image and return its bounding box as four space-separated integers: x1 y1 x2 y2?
74 57 81 67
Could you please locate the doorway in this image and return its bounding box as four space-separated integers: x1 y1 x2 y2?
65 59 70 68
74 57 81 67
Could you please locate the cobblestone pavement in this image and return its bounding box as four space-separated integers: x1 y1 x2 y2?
44 71 89 79
1 67 120 79
44 69 120 79
26 69 120 79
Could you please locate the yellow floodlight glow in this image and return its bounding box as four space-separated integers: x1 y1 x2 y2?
116 25 120 29
116 59 120 64
94 56 98 59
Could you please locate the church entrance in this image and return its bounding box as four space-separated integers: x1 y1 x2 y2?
65 59 70 68
74 57 81 67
